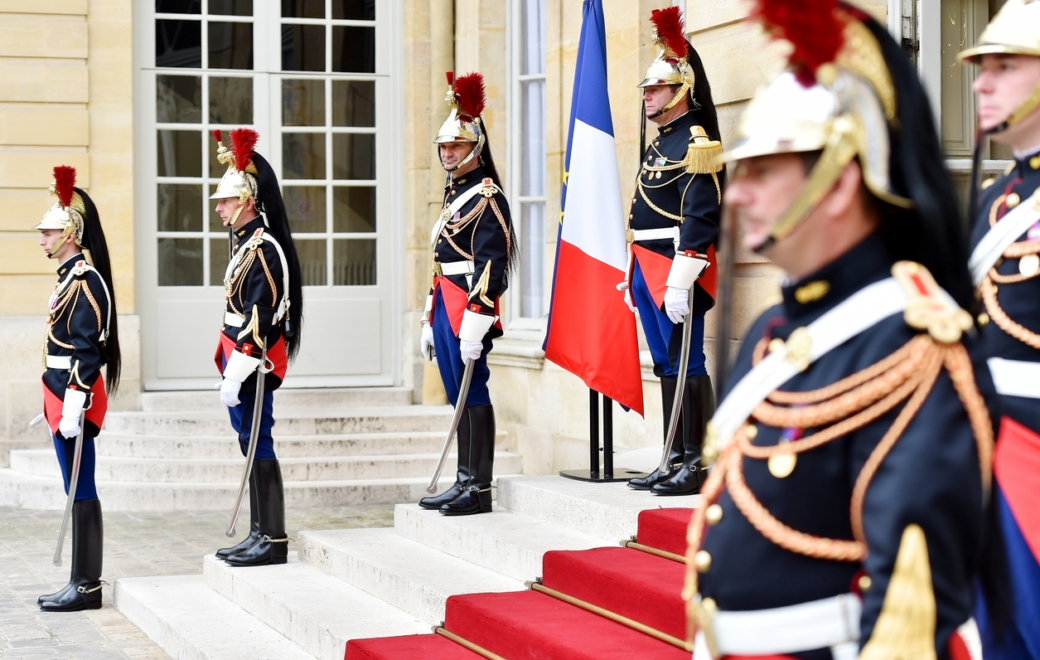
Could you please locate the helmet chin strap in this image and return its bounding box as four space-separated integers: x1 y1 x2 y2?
441 136 485 176
985 82 1040 135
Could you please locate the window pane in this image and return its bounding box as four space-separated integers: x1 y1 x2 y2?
296 240 327 285
283 133 326 179
282 25 326 72
332 26 375 73
283 79 325 127
157 184 203 231
520 202 545 318
157 75 201 123
156 20 202 68
521 0 546 76
521 80 546 196
156 0 200 13
333 239 376 285
282 0 323 18
332 80 374 127
158 238 203 286
332 133 374 179
209 0 252 16
157 130 202 177
207 184 227 230
209 145 226 179
209 77 253 123
333 187 375 232
209 21 253 70
284 186 326 233
210 237 232 285
333 0 375 20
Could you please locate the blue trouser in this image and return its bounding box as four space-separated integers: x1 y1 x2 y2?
432 288 493 407
630 260 707 378
52 433 98 501
221 352 277 459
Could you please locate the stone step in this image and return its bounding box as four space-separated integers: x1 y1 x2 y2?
94 430 506 459
393 503 608 583
10 448 523 483
497 475 697 544
115 574 318 660
200 554 431 660
0 469 521 511
295 527 524 624
102 405 453 437
140 387 413 412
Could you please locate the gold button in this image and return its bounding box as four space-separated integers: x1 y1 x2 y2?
1007 192 1021 209
451 190 457 196
695 550 712 573
981 177 996 190
745 424 758 439
978 312 989 326
992 285 999 294
705 504 723 525
1031 155 1040 170
996 257 1004 267
701 597 717 612
858 575 872 592
768 337 785 354
1020 254 1040 277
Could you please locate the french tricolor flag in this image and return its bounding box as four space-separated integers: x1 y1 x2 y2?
543 0 644 416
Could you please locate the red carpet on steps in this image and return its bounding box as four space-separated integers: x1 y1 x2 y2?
346 634 485 659
637 508 694 556
445 590 688 660
541 546 686 640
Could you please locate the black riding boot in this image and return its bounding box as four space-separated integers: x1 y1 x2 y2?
653 375 715 496
41 499 103 612
419 407 473 509
441 404 495 516
226 459 288 566
629 377 683 490
216 468 260 559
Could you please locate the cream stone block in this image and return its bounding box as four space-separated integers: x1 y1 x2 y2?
0 234 64 275
0 103 89 146
107 314 141 412
0 16 88 59
0 58 88 103
693 21 782 106
0 189 50 231
0 1 87 14
0 148 89 189
686 0 750 33
0 274 54 315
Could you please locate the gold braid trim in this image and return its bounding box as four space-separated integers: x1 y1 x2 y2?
980 276 1040 350
943 343 994 492
80 280 104 333
47 329 75 351
65 282 80 335
226 248 258 316
637 180 683 222
488 198 513 257
256 247 279 307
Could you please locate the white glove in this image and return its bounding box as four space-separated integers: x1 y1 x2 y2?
459 339 483 362
58 414 82 439
616 281 637 313
420 321 435 362
664 286 691 324
220 378 242 408
59 388 87 439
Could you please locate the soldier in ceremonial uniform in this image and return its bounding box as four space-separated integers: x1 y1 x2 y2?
418 72 514 517
960 2 1040 656
209 129 304 566
621 7 724 496
35 166 121 611
684 2 996 658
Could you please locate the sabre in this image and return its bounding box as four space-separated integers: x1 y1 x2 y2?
226 350 271 537
427 358 474 494
53 410 87 566
656 282 697 475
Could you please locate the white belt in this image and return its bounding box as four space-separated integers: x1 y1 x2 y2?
438 260 475 276
630 227 679 243
45 355 72 370
988 357 1040 398
224 312 245 328
693 594 861 660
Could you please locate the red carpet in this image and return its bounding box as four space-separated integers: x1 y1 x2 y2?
637 508 693 556
343 508 692 660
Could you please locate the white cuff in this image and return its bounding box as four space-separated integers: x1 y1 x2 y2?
422 294 434 324
223 349 261 382
62 388 88 419
459 309 496 342
666 253 709 290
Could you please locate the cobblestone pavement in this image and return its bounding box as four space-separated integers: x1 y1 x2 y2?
0 505 395 659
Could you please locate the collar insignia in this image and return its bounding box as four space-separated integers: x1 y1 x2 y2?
794 280 830 304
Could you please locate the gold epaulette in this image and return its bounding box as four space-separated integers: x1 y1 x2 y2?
684 125 724 175
892 261 973 344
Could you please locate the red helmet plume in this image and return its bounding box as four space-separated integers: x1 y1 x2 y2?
52 165 77 210
751 0 845 87
229 128 258 173
211 129 224 144
650 6 689 60
453 73 486 122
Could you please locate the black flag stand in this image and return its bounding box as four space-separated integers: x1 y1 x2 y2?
559 389 649 483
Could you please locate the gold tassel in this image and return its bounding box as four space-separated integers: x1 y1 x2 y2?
685 129 724 175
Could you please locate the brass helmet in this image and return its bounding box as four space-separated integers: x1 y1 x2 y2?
720 1 912 250
35 165 88 257
637 7 696 116
210 128 260 227
959 0 1040 134
435 72 487 172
